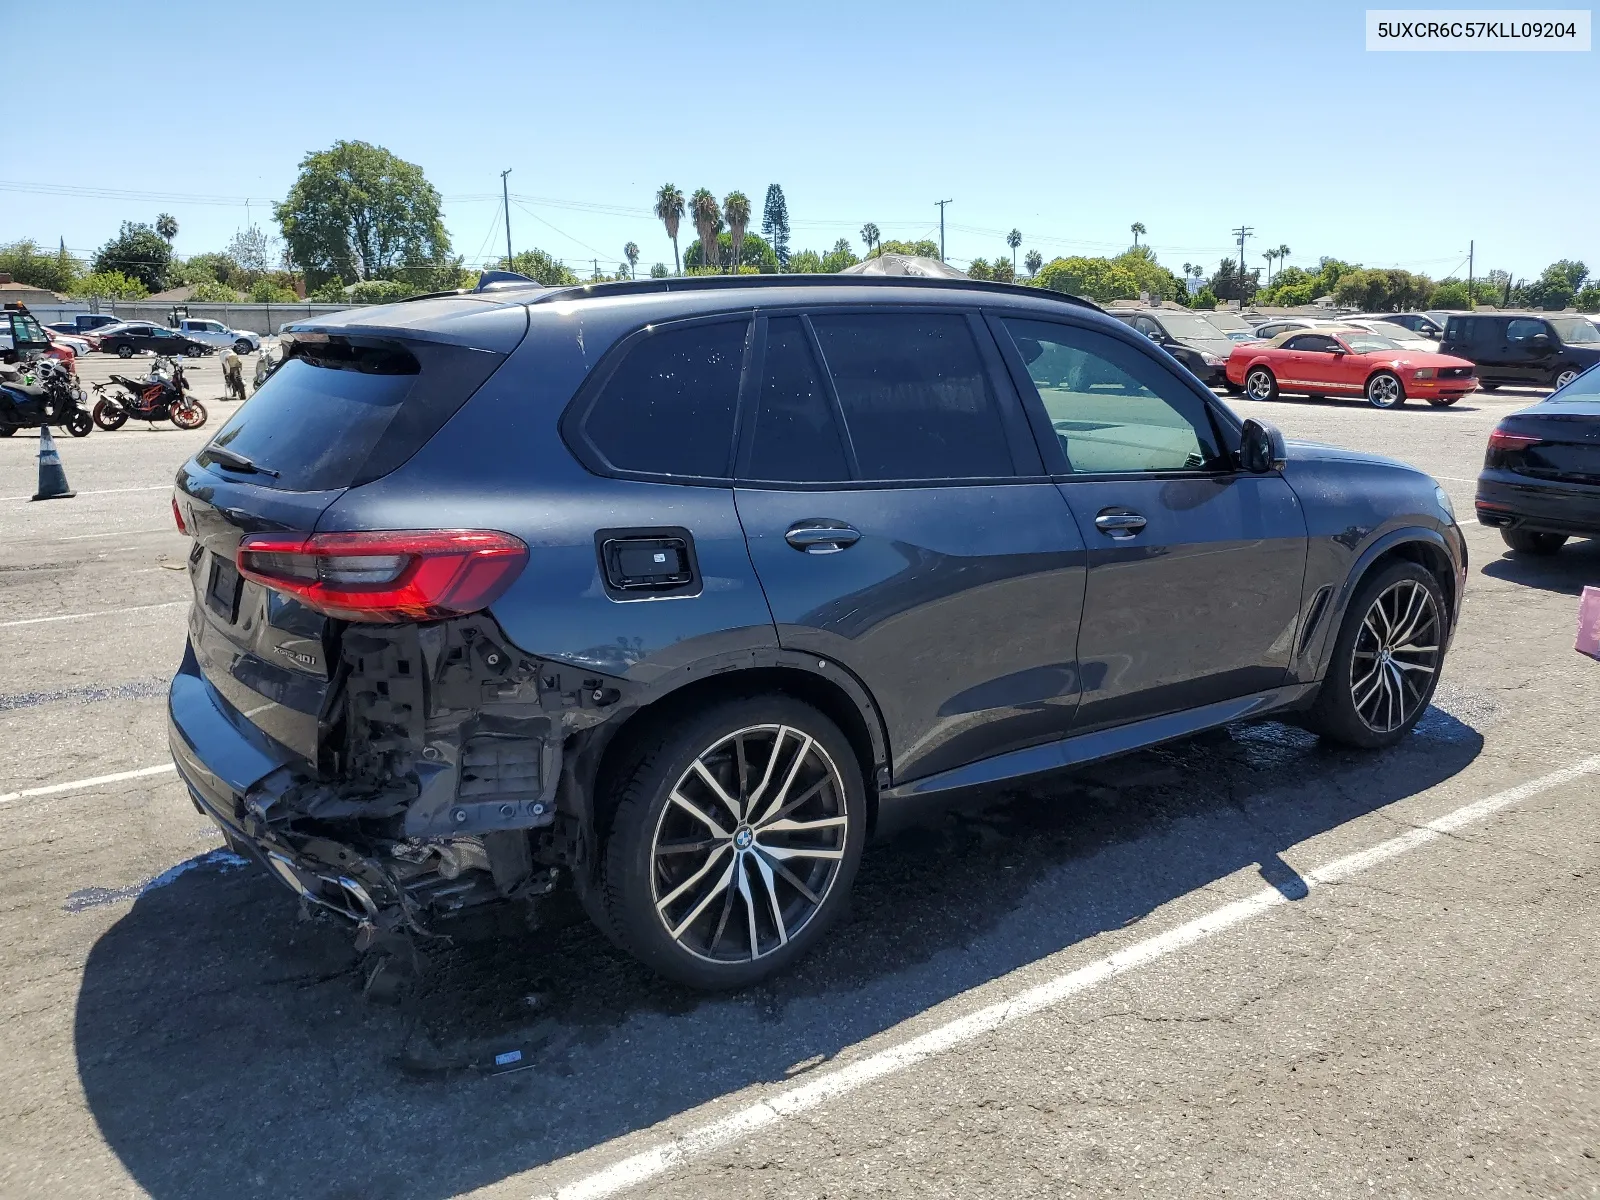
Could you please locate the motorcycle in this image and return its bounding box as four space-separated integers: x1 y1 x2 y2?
91 356 208 431
0 356 95 438
252 340 285 394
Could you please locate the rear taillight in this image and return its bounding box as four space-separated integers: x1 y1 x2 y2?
172 495 188 536
1488 427 1540 453
235 529 528 624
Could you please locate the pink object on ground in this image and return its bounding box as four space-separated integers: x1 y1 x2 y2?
1578 586 1600 661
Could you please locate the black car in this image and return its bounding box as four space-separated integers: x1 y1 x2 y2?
1475 364 1600 554
168 274 1465 989
1439 312 1600 391
1108 307 1236 387
98 323 211 358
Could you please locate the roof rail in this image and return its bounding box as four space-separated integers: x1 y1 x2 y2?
525 274 1101 312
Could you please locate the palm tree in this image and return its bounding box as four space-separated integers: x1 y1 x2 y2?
724 192 751 274
690 188 721 271
1024 249 1043 277
624 241 640 279
654 184 686 275
860 222 880 258
156 213 178 242
1006 228 1022 273
1130 221 1146 248
1263 249 1278 284
1276 244 1291 275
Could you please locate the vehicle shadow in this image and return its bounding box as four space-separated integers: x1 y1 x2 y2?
76 704 1484 1200
1480 538 1600 596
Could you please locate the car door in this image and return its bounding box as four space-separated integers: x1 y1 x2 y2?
1506 317 1554 383
992 314 1308 733
1296 333 1358 393
733 309 1088 786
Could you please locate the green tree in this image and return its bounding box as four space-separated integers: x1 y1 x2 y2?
684 233 779 273
1575 283 1600 313
1130 221 1146 248
1207 257 1259 304
179 251 238 287
877 238 941 258
0 239 79 293
1032 256 1141 302
761 184 791 270
821 238 859 273
654 183 686 276
1006 228 1022 273
347 279 410 303
788 248 824 274
1023 249 1043 277
249 278 299 303
1263 248 1278 284
723 192 752 275
991 257 1016 284
623 241 640 279
967 258 993 280
507 248 579 286
93 221 172 292
1430 279 1472 309
275 140 451 289
191 280 241 303
155 213 178 242
649 262 670 279
71 270 148 300
1522 259 1588 310
860 222 881 258
689 189 722 271
226 225 274 285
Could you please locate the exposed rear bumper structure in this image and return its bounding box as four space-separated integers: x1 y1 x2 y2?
1475 472 1600 538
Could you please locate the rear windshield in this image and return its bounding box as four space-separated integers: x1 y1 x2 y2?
198 339 505 491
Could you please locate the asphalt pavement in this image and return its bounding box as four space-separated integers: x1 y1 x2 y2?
0 370 1596 1199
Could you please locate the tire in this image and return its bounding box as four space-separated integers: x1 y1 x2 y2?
1480 383 1501 392
1223 381 1243 395
92 400 128 431
1365 371 1405 408
595 695 866 989
1501 528 1567 556
0 424 14 437
1552 368 1580 391
117 345 133 359
66 411 93 438
1244 366 1278 401
1426 396 1460 407
170 400 208 430
1303 560 1446 749
234 339 253 355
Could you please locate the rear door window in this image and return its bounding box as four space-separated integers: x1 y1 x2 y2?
745 317 850 483
576 319 748 480
199 339 505 492
808 312 1015 480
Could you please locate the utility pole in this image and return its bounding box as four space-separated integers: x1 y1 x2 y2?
1467 239 1474 310
500 169 513 271
936 199 952 262
1230 224 1254 305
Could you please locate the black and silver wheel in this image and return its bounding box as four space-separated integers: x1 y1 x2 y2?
234 339 253 354
1552 368 1580 391
1501 528 1567 556
1245 367 1278 401
596 697 865 988
1365 371 1405 408
65 411 93 437
117 345 133 359
1305 561 1445 748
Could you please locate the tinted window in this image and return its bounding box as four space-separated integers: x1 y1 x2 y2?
584 320 746 478
809 312 1013 480
747 317 849 483
1508 318 1548 341
200 340 504 492
1284 334 1338 351
1003 318 1220 474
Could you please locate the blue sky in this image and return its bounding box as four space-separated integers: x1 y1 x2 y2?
3 0 1593 283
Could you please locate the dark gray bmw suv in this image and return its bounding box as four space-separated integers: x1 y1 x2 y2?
168 274 1466 989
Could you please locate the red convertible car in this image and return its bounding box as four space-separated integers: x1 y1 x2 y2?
1226 327 1478 409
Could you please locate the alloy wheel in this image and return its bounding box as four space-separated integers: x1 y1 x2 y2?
1246 369 1273 400
1555 369 1578 390
650 723 849 964
1367 373 1402 407
1350 579 1440 733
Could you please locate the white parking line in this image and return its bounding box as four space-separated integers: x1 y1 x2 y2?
0 484 171 503
537 754 1600 1200
0 763 176 806
0 600 187 629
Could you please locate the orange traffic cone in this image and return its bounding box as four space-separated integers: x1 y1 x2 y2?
31 425 75 502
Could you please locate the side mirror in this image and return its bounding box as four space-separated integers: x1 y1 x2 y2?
1145 329 1162 341
1530 332 1551 344
1239 418 1287 474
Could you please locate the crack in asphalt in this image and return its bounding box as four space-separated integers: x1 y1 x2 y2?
0 678 167 712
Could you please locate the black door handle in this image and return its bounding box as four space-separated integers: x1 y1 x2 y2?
1094 509 1147 538
785 522 862 554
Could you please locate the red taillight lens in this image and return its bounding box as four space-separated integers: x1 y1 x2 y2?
236 529 528 623
1488 427 1540 453
172 495 189 536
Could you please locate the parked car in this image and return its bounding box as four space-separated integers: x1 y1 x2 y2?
1475 364 1600 554
98 323 212 358
175 318 260 354
45 329 91 357
1249 316 1341 341
1439 312 1600 392
1348 312 1444 338
1106 307 1236 386
48 313 121 335
1340 318 1440 353
169 274 1465 989
1201 310 1262 343
1228 326 1478 408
